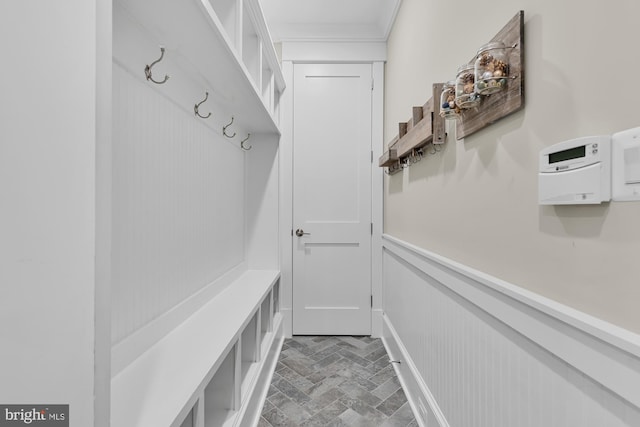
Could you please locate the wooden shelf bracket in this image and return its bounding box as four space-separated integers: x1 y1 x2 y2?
379 83 446 173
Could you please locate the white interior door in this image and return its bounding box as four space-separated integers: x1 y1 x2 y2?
292 63 372 335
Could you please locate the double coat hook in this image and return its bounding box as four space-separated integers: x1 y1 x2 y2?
223 116 236 138
240 134 252 151
145 47 170 84
194 92 212 119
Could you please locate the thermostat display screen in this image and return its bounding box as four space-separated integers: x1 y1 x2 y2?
549 145 586 164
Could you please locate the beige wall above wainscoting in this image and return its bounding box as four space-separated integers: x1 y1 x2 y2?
384 0 640 333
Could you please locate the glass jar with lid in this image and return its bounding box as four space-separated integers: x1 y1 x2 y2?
439 80 459 120
474 41 509 95
455 64 480 109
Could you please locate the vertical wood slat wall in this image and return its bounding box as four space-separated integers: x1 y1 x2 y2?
112 63 245 344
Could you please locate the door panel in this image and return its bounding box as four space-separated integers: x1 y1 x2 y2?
292 63 372 335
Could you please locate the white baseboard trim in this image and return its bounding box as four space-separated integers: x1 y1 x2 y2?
112 262 247 376
382 314 449 427
281 308 292 338
371 308 383 338
382 234 640 410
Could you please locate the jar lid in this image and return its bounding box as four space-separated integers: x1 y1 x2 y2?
476 41 505 54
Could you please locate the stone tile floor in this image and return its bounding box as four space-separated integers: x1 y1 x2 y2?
259 336 418 426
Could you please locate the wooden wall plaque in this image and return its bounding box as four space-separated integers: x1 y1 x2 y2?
456 11 525 140
378 82 447 173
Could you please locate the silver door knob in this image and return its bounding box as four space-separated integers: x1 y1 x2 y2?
295 228 310 237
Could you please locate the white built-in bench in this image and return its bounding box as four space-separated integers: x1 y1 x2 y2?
111 270 283 427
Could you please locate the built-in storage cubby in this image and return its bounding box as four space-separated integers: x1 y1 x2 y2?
240 312 259 398
178 407 194 427
272 280 280 317
114 0 284 134
111 271 283 427
204 346 237 426
206 0 239 49
261 45 274 111
261 295 271 334
260 294 272 356
261 72 273 112
273 90 281 126
110 0 283 425
242 9 262 90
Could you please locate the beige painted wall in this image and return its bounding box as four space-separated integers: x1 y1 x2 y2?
384 0 640 333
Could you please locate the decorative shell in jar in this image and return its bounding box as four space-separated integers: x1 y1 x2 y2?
455 64 481 109
440 80 459 120
474 41 509 95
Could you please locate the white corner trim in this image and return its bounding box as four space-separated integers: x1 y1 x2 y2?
281 307 293 338
382 234 640 409
371 61 385 340
371 309 383 338
382 0 404 41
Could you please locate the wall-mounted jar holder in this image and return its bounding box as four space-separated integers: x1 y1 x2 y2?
440 80 460 120
456 11 525 140
474 41 509 95
455 64 481 109
378 83 446 174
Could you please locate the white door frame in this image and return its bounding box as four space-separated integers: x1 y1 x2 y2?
278 41 386 338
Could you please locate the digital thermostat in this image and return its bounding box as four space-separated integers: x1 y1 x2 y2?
538 135 611 205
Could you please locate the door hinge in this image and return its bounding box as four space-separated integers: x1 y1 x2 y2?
371 150 373 163
371 295 373 307
371 222 373 235
371 78 374 90
291 229 293 236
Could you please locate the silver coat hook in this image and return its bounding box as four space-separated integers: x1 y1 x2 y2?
410 148 423 163
223 116 236 138
194 92 212 119
240 133 252 151
145 47 170 85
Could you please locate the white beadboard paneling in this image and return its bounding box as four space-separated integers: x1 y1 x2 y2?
382 235 640 427
245 134 280 270
111 262 247 376
382 315 448 427
112 63 245 344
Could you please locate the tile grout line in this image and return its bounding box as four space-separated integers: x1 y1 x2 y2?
260 336 418 426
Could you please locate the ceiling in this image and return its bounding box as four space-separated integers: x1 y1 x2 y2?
260 0 403 42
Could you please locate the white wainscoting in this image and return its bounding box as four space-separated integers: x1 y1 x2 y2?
381 234 640 427
112 62 246 344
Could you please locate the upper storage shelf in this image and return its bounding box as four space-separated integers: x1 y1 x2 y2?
115 0 285 134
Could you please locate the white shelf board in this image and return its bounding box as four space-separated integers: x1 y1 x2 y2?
111 269 280 427
115 0 281 134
